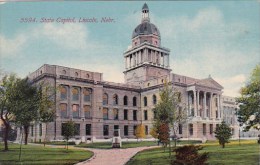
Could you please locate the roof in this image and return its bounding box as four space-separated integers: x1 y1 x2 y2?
192 77 224 90
142 3 149 11
132 22 160 38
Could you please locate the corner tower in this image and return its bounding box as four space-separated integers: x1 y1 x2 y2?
124 3 171 85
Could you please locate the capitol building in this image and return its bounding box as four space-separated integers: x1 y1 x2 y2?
23 3 239 142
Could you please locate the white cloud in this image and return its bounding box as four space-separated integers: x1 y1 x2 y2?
0 34 27 58
32 23 90 50
152 6 258 97
215 74 247 97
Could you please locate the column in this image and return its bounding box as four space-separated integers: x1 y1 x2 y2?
210 93 213 119
80 87 84 118
137 52 139 65
204 92 207 118
133 54 136 66
218 95 221 119
193 90 197 117
127 56 130 68
197 90 200 116
219 95 222 119
162 53 165 66
125 57 127 69
68 86 72 118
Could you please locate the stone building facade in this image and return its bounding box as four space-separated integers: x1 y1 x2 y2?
23 3 239 143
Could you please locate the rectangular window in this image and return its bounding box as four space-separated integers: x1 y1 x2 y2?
114 125 119 130
103 108 109 120
210 124 213 134
189 124 193 136
60 103 67 118
72 104 80 118
84 105 91 119
133 125 137 135
113 109 119 120
74 124 80 136
144 110 148 120
203 123 206 135
124 125 128 136
216 111 218 118
178 124 182 134
133 110 137 121
145 125 148 135
124 109 128 120
103 125 109 136
86 124 91 135
39 124 42 136
216 124 219 129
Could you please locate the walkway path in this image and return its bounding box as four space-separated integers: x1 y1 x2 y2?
76 146 159 165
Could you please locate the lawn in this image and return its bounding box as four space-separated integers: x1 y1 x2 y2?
126 140 260 165
0 143 93 165
76 140 201 149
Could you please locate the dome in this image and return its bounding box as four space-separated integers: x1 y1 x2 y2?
132 22 160 39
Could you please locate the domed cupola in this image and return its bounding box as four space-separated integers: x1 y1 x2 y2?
132 3 161 47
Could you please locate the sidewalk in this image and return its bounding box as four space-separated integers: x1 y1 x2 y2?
76 146 159 165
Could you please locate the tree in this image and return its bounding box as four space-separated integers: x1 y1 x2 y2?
62 121 75 150
38 83 56 147
153 81 186 156
236 64 260 131
214 121 232 148
158 123 170 149
0 74 20 151
149 126 158 140
12 78 40 145
172 145 209 165
135 124 146 140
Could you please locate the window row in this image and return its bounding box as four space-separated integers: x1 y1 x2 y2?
104 125 149 136
60 104 91 118
102 108 138 121
188 123 219 136
143 95 157 107
103 94 137 106
60 86 91 102
61 123 91 136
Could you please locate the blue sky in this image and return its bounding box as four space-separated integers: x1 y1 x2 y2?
0 1 259 97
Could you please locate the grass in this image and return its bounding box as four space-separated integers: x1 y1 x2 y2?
126 140 260 165
76 140 201 149
0 143 93 165
36 141 76 145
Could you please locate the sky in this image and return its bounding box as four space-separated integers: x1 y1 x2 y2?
0 1 259 97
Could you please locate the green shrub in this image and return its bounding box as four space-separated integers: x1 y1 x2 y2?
172 145 209 165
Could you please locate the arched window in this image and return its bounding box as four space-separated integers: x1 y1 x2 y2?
83 88 91 102
113 94 118 105
153 95 157 105
60 103 67 118
123 96 128 105
133 97 137 106
72 104 79 118
60 86 67 100
84 105 91 118
144 96 147 106
103 93 108 105
72 87 79 101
